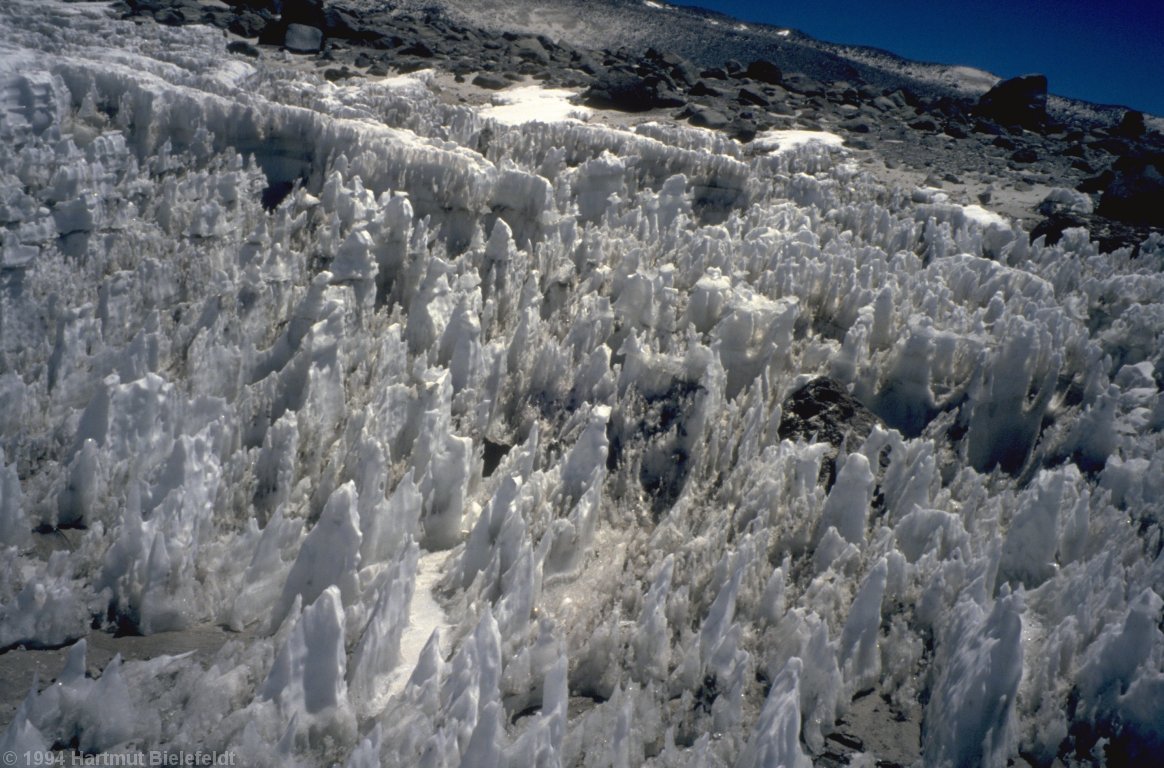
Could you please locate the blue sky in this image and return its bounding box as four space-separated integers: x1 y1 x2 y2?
669 1 1164 116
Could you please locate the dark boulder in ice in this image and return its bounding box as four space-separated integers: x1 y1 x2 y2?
777 377 884 488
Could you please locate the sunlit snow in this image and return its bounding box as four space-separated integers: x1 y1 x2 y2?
480 85 592 126
753 128 847 154
1 1 1162 766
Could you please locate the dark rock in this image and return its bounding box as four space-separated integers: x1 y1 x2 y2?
584 70 668 112
510 36 550 64
229 11 269 38
944 122 968 139
973 119 1005 136
1113 109 1146 139
1011 147 1038 163
908 117 938 132
395 59 429 74
283 23 322 53
690 80 724 98
724 59 744 77
368 32 403 50
472 73 510 90
257 20 284 46
700 66 728 80
1031 214 1087 245
1089 136 1134 156
226 40 261 58
893 88 919 108
782 72 825 97
201 5 228 24
153 8 185 26
744 59 782 85
777 377 884 489
992 135 1017 150
668 57 700 88
729 119 758 143
737 86 769 107
975 74 1047 130
324 67 355 82
653 89 688 108
768 101 795 116
839 117 873 133
827 81 858 104
571 51 601 75
399 40 435 58
1097 159 1164 227
645 48 699 88
230 0 278 13
689 107 730 130
281 0 324 27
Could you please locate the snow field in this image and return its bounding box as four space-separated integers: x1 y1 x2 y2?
1 2 1162 766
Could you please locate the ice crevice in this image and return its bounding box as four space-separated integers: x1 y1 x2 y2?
1 2 1164 766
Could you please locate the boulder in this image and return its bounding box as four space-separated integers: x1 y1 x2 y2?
744 59 782 85
777 377 884 489
737 86 769 108
584 70 666 112
688 107 730 130
782 72 825 97
510 37 550 65
1030 214 1087 246
1113 109 1146 139
728 118 758 143
228 11 269 38
226 40 261 58
690 80 725 98
472 73 510 90
399 40 435 58
1010 147 1038 164
283 23 322 53
975 74 1047 130
839 117 873 134
644 48 698 88
1097 157 1164 227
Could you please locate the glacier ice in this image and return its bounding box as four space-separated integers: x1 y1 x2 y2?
0 1 1162 766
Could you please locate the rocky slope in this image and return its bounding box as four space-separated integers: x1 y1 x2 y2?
121 0 1164 253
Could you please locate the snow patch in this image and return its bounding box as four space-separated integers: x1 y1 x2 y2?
481 86 591 125
752 129 846 154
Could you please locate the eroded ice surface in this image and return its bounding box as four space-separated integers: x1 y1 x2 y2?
1 1 1163 766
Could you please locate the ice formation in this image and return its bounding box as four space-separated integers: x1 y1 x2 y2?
1 2 1162 766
